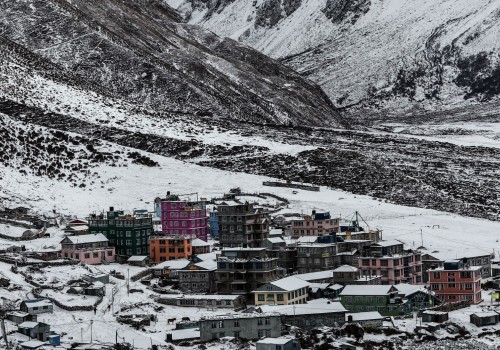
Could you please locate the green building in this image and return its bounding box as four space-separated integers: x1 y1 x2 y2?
339 285 403 316
88 207 153 258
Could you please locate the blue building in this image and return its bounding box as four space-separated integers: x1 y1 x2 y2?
209 209 219 238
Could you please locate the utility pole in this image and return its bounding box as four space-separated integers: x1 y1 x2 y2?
127 268 130 296
1 318 8 349
81 328 83 342
420 229 424 248
115 330 118 345
90 320 93 343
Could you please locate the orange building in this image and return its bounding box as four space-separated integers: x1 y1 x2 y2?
149 235 193 263
428 260 482 304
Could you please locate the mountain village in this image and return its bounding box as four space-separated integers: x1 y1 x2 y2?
0 186 500 350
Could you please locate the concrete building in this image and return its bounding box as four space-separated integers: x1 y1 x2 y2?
192 238 211 255
151 259 191 279
359 241 423 284
157 294 245 309
149 235 193 263
340 285 403 316
216 248 278 295
264 237 297 275
333 265 381 285
254 300 347 329
60 233 115 264
178 260 217 293
199 313 281 341
20 299 53 315
421 249 493 282
88 208 153 257
217 201 270 248
296 243 337 274
291 211 340 239
253 276 309 306
209 209 219 238
158 192 209 241
345 312 384 327
256 338 301 350
428 260 482 304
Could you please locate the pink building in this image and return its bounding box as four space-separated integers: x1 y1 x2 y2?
60 233 115 264
160 193 209 241
359 241 423 285
291 210 340 239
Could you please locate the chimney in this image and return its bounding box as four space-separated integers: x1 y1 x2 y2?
347 315 353 322
167 191 170 196
109 206 114 212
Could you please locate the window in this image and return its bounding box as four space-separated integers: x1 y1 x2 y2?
93 252 98 258
258 330 264 338
219 321 224 328
234 331 240 338
264 317 271 325
257 318 263 326
85 253 90 259
277 294 283 301
265 330 271 337
234 320 240 327
433 272 441 279
258 294 265 301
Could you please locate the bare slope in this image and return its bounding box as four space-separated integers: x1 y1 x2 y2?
0 0 344 127
171 0 500 120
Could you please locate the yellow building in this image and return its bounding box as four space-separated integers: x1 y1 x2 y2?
252 276 309 305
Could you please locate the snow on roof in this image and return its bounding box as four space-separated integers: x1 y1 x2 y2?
23 299 52 308
295 270 334 282
333 265 358 273
168 328 200 341
192 238 210 247
472 311 499 318
222 247 266 251
66 225 89 231
328 284 344 290
63 233 108 244
7 311 30 317
192 260 217 270
19 340 45 349
346 311 384 321
394 283 427 296
256 338 294 345
151 259 190 270
196 252 218 261
266 276 309 291
266 237 285 244
217 200 240 206
18 321 39 328
296 236 318 243
423 248 492 261
340 285 395 296
371 240 402 247
127 255 149 262
257 302 346 316
159 294 241 301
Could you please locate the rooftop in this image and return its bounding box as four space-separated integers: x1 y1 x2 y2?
151 259 191 270
255 276 309 292
62 233 108 244
18 321 39 328
333 265 358 273
257 301 347 316
127 255 149 262
256 338 294 345
340 285 396 296
371 240 402 247
294 270 334 282
192 238 210 247
346 311 384 321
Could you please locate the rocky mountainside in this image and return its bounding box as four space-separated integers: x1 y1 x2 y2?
170 0 500 121
0 0 344 127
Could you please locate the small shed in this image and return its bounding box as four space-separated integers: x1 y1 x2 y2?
18 321 51 341
20 299 53 315
6 311 36 324
470 312 500 327
422 310 448 323
256 338 301 350
127 255 150 267
345 312 384 327
84 282 106 296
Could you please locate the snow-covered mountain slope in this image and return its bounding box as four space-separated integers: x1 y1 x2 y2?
0 0 344 127
170 0 500 119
